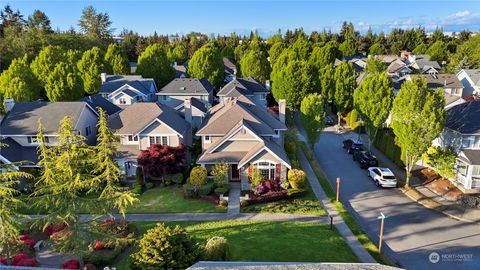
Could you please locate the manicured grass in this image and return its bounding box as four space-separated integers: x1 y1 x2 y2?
297 141 394 266
126 186 226 213
241 181 326 216
115 220 358 269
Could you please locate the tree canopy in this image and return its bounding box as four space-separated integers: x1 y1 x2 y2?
104 43 130 75
27 9 52 33
45 61 84 101
300 93 325 146
78 5 112 39
136 43 175 88
188 42 224 87
391 78 446 187
334 61 356 115
239 47 271 83
30 45 66 87
426 40 448 62
77 47 106 95
0 54 40 106
369 43 385 55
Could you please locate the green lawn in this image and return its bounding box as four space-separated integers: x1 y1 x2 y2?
241 180 326 216
126 186 226 213
115 220 359 269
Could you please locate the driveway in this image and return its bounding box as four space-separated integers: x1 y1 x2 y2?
315 126 480 270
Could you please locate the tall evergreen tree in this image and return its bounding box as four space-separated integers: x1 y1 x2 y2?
0 54 40 106
77 47 106 95
45 61 84 101
31 45 66 87
104 43 130 75
188 42 224 87
78 5 112 38
136 43 175 88
27 9 52 33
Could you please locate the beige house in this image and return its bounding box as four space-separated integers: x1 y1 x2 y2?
0 99 99 169
108 102 191 176
196 95 290 190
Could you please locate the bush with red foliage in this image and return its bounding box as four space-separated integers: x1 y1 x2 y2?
137 144 186 178
247 190 288 205
98 219 129 235
94 240 104 251
18 234 36 249
44 223 67 236
263 179 280 192
62 259 80 269
464 94 480 102
16 258 38 267
0 257 8 265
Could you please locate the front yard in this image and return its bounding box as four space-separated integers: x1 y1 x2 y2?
115 220 359 269
126 186 227 213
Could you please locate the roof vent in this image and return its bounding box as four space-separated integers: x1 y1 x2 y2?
180 86 186 91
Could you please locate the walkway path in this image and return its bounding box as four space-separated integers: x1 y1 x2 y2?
227 182 241 215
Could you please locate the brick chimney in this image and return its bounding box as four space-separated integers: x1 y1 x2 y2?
101 73 107 84
184 98 192 124
279 99 286 124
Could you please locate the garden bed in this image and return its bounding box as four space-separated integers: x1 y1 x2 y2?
412 168 463 201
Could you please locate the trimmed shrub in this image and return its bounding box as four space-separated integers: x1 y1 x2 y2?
198 182 214 195
135 167 144 185
145 182 154 189
132 183 142 194
130 223 202 270
288 169 305 189
62 259 80 270
183 183 196 196
211 161 229 187
247 190 288 205
189 166 207 186
167 173 184 185
84 244 125 266
214 186 229 195
203 236 230 261
240 200 249 207
218 199 228 207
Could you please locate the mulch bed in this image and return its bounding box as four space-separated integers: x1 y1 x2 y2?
183 191 220 205
241 190 289 205
412 168 463 201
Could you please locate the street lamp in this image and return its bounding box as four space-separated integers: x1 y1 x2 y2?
377 212 388 254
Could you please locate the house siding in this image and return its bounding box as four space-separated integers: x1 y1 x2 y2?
158 94 211 108
216 140 260 152
75 106 99 145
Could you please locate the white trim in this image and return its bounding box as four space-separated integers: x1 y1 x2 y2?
204 135 211 144
108 84 146 98
135 118 183 138
207 124 262 153
74 103 99 131
0 155 19 170
238 146 291 169
148 135 170 147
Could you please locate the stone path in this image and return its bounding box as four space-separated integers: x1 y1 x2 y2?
227 182 241 215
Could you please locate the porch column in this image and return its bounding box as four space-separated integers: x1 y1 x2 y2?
280 164 287 181
465 165 473 189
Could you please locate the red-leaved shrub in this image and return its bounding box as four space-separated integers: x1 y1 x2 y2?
94 240 104 251
16 258 38 267
0 257 8 265
62 259 80 269
44 223 67 236
11 253 29 266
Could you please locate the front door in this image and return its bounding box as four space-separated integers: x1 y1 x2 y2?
231 164 240 182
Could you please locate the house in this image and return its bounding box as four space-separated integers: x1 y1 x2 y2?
457 69 480 98
99 74 158 107
217 77 270 107
195 95 290 190
223 57 237 83
407 74 466 109
81 94 122 117
387 59 412 78
435 101 480 193
176 98 209 129
108 102 191 176
410 58 441 75
157 78 214 108
0 99 98 169
174 61 187 78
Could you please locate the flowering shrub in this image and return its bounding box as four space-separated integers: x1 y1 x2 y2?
94 240 104 251
44 223 67 236
0 257 8 265
16 258 38 267
1 253 38 267
247 190 288 205
263 179 280 192
18 234 36 249
62 259 80 269
11 253 29 266
256 184 266 194
288 169 305 189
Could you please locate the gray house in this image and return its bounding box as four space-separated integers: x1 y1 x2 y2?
435 101 480 193
217 77 270 107
108 102 191 176
0 100 99 169
156 78 214 108
196 95 290 190
457 69 480 98
99 74 158 107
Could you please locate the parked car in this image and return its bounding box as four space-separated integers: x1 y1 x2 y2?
325 116 334 126
353 151 378 169
367 167 397 188
342 138 363 154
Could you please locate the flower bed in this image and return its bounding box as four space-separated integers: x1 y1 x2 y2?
0 253 38 267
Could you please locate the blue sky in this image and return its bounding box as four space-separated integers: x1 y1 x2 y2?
4 1 480 36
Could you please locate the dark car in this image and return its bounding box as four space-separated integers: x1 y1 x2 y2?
325 116 334 126
342 138 363 154
353 151 378 169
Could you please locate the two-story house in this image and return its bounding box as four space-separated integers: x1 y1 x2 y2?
408 74 466 109
108 102 191 176
0 99 98 170
435 101 480 193
457 69 480 98
81 94 122 117
99 74 158 107
156 78 214 108
223 57 237 83
195 95 290 190
217 77 270 107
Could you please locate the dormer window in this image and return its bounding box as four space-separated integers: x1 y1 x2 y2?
128 135 139 142
119 98 127 105
204 136 211 143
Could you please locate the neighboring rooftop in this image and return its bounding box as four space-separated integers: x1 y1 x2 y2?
217 77 269 98
100 75 156 95
0 137 38 164
445 101 480 134
223 57 237 75
158 78 214 95
411 74 463 89
108 102 189 135
81 94 121 115
0 101 95 135
462 69 480 86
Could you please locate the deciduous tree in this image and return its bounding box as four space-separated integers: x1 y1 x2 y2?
45 61 84 101
365 57 386 73
333 61 356 131
319 64 335 105
239 48 271 83
31 45 65 87
136 43 175 88
77 47 106 94
369 43 385 56
391 78 446 187
137 144 186 178
300 93 325 146
0 54 40 106
188 43 224 87
104 43 130 75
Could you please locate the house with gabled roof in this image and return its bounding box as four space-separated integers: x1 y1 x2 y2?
0 99 99 169
196 95 290 190
457 69 480 98
81 94 122 117
217 77 270 107
99 74 158 107
108 102 191 176
157 78 214 108
223 57 237 83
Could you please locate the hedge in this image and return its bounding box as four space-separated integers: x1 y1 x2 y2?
374 129 405 168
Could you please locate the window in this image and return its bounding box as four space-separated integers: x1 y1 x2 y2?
27 136 38 144
254 161 276 180
149 136 168 145
457 160 468 176
119 98 126 105
462 136 476 148
128 135 138 142
136 96 141 101
274 130 280 137
472 166 480 177
204 136 211 143
85 126 92 136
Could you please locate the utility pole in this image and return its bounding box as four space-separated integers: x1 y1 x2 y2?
336 177 340 202
377 212 388 254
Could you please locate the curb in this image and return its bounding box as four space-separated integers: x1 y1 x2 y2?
401 188 478 223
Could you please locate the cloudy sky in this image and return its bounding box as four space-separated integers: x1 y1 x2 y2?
5 0 480 36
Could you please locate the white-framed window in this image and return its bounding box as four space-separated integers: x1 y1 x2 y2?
85 126 92 136
462 136 476 149
119 98 127 105
254 161 276 180
204 135 211 143
149 136 168 146
457 159 468 176
27 136 50 144
128 135 139 142
472 165 480 177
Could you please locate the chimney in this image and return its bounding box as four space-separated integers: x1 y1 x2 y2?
265 80 271 91
4 98 15 113
184 98 192 124
101 73 107 84
444 79 447 86
173 61 177 67
279 99 286 124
